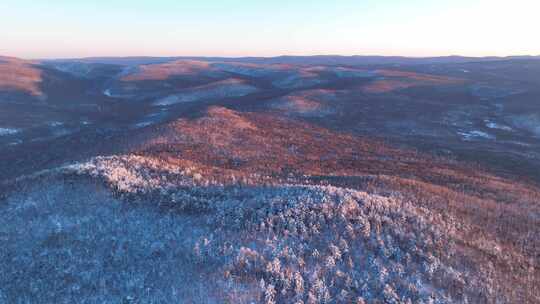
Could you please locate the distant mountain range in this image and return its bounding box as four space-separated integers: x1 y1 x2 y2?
42 54 540 66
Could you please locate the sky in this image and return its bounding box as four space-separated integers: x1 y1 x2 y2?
0 0 538 59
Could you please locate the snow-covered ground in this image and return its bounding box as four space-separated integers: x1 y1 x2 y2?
48 121 64 128
6 139 23 146
48 62 96 78
272 72 326 89
458 130 495 141
0 156 474 303
103 88 113 97
332 67 375 78
212 62 288 77
102 85 140 99
0 177 223 303
132 112 167 129
510 114 540 137
154 79 258 106
308 66 375 78
0 128 20 136
484 120 513 131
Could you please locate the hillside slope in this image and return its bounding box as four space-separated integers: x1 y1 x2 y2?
2 107 539 303
1 56 540 303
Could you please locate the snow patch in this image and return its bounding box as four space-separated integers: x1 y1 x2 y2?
49 121 64 127
154 79 258 106
458 130 495 141
52 128 72 137
7 139 23 146
132 111 167 129
485 120 513 131
0 128 20 136
133 121 154 129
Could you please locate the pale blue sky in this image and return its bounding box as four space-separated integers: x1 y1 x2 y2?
0 0 538 58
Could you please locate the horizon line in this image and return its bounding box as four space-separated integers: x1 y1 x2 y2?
7 53 540 61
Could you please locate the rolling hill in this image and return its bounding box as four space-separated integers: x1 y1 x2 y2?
1 55 540 303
